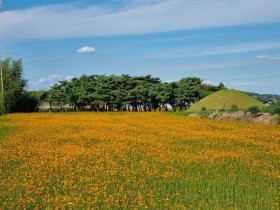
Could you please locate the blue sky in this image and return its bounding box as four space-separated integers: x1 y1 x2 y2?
0 0 280 94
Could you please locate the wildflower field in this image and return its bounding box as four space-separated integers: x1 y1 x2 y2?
0 112 279 209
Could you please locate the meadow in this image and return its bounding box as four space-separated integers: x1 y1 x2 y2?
0 112 279 209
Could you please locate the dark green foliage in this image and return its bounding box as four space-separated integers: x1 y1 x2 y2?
229 104 239 112
46 75 221 112
0 58 29 113
14 91 39 112
272 100 280 114
263 100 280 115
261 106 273 114
247 106 260 116
199 90 214 99
218 82 226 90
175 77 202 110
246 92 280 104
201 107 207 112
29 90 48 102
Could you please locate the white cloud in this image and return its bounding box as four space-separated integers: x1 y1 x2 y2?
38 75 74 84
231 82 270 86
0 0 280 40
165 79 173 83
257 55 280 60
202 80 222 86
65 76 74 81
257 55 270 60
38 75 63 84
77 46 96 54
203 80 214 85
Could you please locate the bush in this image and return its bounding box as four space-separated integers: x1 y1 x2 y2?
247 106 260 116
262 105 273 114
201 107 207 112
229 104 239 112
273 101 280 114
263 100 280 115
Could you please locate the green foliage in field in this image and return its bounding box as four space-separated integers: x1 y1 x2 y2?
247 105 261 116
229 104 239 112
187 89 264 113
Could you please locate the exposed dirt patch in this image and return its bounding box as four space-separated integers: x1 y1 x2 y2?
252 113 273 124
191 111 279 125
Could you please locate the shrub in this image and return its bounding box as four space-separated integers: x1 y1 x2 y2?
263 100 280 115
247 106 260 116
201 107 207 112
273 101 280 114
262 105 273 114
229 104 239 112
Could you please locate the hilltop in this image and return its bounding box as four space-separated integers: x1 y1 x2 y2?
187 89 263 112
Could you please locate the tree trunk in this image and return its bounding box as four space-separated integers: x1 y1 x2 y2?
49 103 52 112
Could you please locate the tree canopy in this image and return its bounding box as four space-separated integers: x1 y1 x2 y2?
44 74 223 112
0 58 37 114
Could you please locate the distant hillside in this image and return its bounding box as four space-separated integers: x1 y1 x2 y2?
187 89 263 112
245 92 280 104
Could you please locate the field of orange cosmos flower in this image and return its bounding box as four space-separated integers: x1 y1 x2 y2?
0 112 279 209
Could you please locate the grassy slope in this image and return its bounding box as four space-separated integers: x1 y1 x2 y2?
187 89 264 112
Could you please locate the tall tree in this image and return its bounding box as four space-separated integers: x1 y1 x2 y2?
48 81 67 111
0 58 28 113
175 77 202 110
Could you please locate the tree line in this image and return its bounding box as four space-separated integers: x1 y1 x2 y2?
0 57 225 114
42 74 225 112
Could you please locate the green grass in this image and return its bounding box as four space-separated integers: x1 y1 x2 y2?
187 89 264 112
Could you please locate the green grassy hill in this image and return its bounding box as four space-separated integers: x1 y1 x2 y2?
187 89 263 112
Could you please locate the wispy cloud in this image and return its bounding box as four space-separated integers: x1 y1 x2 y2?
38 75 73 84
165 79 173 83
77 46 96 54
149 42 280 59
0 0 280 40
65 76 74 81
202 80 220 86
231 81 271 86
199 43 280 57
152 59 254 74
256 55 280 60
38 75 63 84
